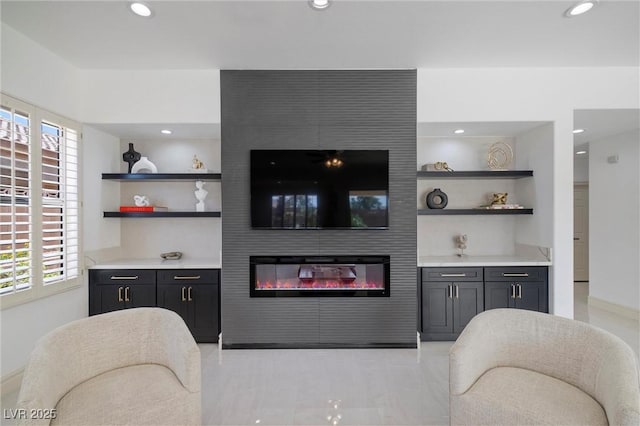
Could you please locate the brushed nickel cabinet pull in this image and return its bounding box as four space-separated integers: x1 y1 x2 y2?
441 273 466 277
118 287 123 302
124 287 130 302
517 284 522 299
181 287 187 302
173 275 201 280
502 273 529 277
455 285 459 299
110 275 139 280
511 284 516 299
447 284 452 299
188 287 193 302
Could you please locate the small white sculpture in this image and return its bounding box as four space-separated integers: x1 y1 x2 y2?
456 234 468 257
133 195 150 206
194 180 208 212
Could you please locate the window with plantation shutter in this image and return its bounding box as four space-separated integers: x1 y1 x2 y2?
41 120 79 285
0 104 33 294
0 94 81 307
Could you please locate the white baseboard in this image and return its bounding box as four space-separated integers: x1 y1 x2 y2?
1 368 23 397
588 296 640 321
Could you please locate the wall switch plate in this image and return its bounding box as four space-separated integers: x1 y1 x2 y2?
607 154 619 164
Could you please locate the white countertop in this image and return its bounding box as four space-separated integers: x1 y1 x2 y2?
88 255 549 269
88 257 221 270
417 255 551 267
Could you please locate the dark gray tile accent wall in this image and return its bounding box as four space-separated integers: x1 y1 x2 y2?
221 70 416 347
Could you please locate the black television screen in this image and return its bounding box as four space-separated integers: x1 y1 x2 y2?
251 150 389 229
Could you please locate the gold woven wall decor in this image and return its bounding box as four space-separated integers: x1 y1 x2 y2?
487 141 513 170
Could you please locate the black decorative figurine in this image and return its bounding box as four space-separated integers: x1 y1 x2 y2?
426 188 448 209
122 143 141 173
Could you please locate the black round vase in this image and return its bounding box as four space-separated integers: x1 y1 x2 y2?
122 143 141 173
426 188 448 209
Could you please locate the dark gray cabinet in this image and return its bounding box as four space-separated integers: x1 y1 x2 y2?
420 265 548 341
484 266 548 313
89 268 220 342
89 269 156 314
157 269 220 342
420 268 484 341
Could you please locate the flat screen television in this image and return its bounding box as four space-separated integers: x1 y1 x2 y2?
251 150 389 229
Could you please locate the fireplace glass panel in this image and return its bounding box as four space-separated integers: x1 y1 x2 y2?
250 256 389 297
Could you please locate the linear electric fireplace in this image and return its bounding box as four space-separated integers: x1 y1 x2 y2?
250 256 390 297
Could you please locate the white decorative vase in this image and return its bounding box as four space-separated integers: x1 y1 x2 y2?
131 156 158 173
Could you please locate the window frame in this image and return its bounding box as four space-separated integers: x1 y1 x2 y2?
0 94 82 309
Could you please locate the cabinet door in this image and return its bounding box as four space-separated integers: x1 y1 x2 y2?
421 282 453 334
124 284 156 308
157 269 220 342
89 269 156 316
514 282 547 312
97 286 126 314
484 281 514 310
452 282 484 334
157 284 189 321
485 267 548 313
187 284 220 342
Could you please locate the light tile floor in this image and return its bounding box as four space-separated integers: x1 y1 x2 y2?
573 281 639 357
2 283 638 426
200 343 451 426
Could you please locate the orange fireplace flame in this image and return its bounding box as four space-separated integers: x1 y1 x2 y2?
256 279 383 290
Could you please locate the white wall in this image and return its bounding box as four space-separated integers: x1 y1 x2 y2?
1 22 220 125
574 156 589 183
417 67 640 318
0 288 87 378
514 123 554 250
78 70 220 124
83 126 121 252
589 130 639 311
117 139 221 174
1 23 81 121
416 124 555 259
417 136 521 256
115 138 222 261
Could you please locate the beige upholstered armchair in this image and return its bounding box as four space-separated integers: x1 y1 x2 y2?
450 308 640 426
17 308 201 426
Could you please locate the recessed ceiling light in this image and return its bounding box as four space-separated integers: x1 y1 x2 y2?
309 0 331 11
564 0 598 17
576 150 587 155
130 2 152 17
573 128 585 134
160 129 172 135
454 129 465 134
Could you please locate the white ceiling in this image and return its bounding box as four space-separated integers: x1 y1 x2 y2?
573 109 640 155
574 109 640 144
1 0 638 70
